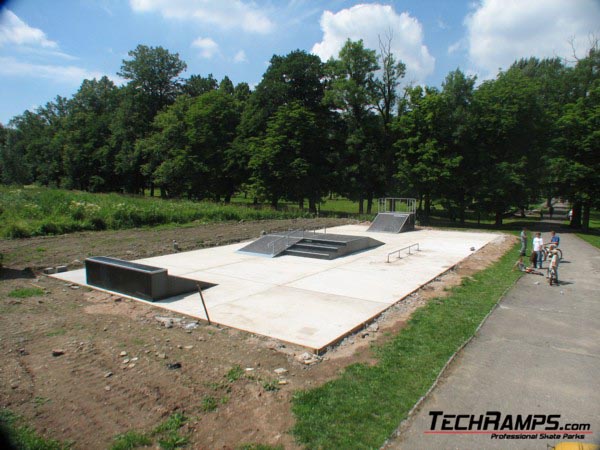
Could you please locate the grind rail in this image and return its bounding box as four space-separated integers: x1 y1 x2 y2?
386 243 420 263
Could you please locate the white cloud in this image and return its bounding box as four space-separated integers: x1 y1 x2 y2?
465 0 600 78
130 0 274 34
0 9 58 48
233 50 247 63
192 37 219 58
0 56 108 84
311 4 435 84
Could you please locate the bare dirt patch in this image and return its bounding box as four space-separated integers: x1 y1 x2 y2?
0 221 515 449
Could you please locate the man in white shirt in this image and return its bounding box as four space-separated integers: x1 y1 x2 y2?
532 232 544 269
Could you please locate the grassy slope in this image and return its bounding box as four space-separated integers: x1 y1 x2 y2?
0 186 313 238
292 242 521 449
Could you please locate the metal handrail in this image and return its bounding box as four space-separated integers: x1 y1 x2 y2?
267 227 328 256
386 243 420 263
268 229 302 255
378 198 417 214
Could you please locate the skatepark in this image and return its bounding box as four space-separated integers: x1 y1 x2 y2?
52 199 500 352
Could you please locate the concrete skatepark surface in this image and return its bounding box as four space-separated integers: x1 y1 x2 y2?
53 225 500 352
389 232 600 449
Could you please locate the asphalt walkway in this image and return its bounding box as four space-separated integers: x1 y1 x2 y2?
389 227 600 449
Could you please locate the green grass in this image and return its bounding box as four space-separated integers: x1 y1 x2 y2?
576 209 600 249
111 431 152 450
8 287 45 298
225 365 244 383
0 408 70 450
110 413 188 450
0 185 317 238
291 242 522 449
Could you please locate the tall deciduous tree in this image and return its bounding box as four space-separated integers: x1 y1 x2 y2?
249 101 322 208
325 39 382 213
471 69 542 225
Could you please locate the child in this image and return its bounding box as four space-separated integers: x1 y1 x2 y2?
548 249 560 285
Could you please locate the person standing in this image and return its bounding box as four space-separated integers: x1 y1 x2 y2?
549 230 560 247
532 232 544 269
520 227 528 256
548 249 560 286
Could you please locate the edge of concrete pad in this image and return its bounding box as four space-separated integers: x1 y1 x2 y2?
381 250 523 449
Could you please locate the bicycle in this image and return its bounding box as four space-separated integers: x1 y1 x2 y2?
547 266 558 286
541 245 562 262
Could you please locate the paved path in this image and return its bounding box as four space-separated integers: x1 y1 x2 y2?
389 231 600 449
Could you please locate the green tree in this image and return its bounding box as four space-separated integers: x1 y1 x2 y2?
471 69 542 225
61 77 119 191
249 102 323 208
325 39 382 213
235 50 329 209
118 44 187 118
394 86 461 223
139 90 241 200
182 74 218 97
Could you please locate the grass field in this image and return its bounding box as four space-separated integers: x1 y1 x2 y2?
291 242 522 449
0 186 316 238
576 210 600 249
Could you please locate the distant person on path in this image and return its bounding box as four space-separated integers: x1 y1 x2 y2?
520 227 528 256
532 232 544 269
549 205 554 218
568 209 573 221
549 230 560 247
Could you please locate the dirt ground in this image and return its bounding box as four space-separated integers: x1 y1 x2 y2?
0 219 516 449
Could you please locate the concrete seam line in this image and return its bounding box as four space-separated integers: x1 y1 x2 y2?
381 266 523 449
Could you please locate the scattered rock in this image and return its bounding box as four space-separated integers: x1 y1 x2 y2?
70 285 80 290
157 353 167 359
183 345 193 350
43 267 57 274
128 363 136 369
18 348 28 356
104 372 113 378
278 379 289 385
132 357 138 361
184 322 199 330
166 362 182 370
155 316 174 328
122 358 130 364
52 349 65 357
105 385 111 391
119 351 127 357
534 281 540 285
177 344 183 349
274 367 288 375
361 332 369 338
56 265 68 273
245 368 254 372
367 322 379 332
296 352 321 365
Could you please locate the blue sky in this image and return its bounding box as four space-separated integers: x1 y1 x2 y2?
1 0 599 125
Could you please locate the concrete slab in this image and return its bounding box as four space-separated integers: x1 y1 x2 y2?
52 226 500 351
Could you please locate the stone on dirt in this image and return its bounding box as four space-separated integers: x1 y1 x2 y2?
274 367 288 375
52 349 65 357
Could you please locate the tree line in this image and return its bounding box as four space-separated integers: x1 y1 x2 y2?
0 40 598 230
